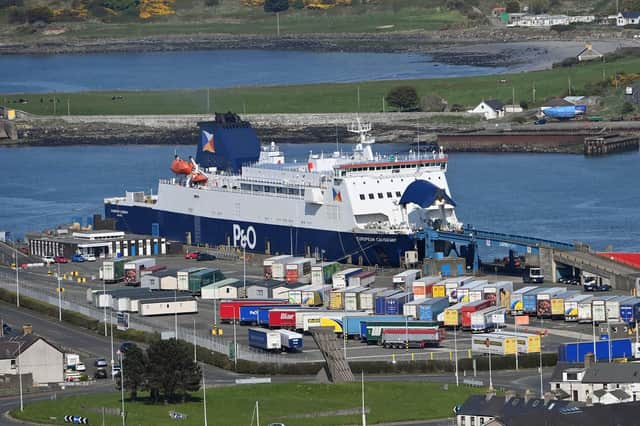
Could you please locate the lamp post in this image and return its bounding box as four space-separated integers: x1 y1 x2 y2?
202 369 208 426
13 238 19 308
454 325 459 386
361 371 367 426
57 262 62 321
119 351 126 426
13 341 23 412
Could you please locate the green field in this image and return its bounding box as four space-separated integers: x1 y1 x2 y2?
3 56 636 116
11 381 485 425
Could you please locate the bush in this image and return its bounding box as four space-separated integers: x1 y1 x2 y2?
386 85 419 111
552 56 579 69
519 100 528 110
583 80 609 96
26 5 53 23
7 6 26 23
420 95 447 112
204 0 220 6
621 102 635 114
264 0 289 13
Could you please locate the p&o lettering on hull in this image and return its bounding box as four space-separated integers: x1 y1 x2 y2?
233 224 257 249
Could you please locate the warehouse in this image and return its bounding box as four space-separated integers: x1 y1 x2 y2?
139 296 198 316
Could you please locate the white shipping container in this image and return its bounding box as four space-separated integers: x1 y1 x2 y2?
350 271 376 288
159 276 179 291
392 269 421 288
578 300 593 322
359 289 379 311
403 300 427 319
332 268 363 289
139 299 198 316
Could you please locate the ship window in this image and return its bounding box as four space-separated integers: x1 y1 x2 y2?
241 184 251 191
395 191 401 197
387 192 392 198
368 194 374 200
276 187 284 193
264 186 272 193
359 194 365 200
377 193 383 199
253 185 264 192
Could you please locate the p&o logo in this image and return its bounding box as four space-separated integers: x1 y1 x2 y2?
233 224 256 249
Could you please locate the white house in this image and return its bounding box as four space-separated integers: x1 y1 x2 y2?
469 100 505 120
0 334 63 385
617 11 640 26
550 357 640 404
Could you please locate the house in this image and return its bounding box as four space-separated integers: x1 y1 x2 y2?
0 334 63 385
246 280 286 300
499 400 640 425
577 43 603 62
469 100 505 120
549 354 640 404
617 11 640 26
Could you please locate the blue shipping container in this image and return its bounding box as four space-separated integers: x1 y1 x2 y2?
385 292 414 315
558 338 632 362
342 315 406 338
247 328 269 350
418 297 449 321
620 300 640 323
241 305 298 325
523 288 545 315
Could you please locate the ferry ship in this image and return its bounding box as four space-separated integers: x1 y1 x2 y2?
104 113 461 267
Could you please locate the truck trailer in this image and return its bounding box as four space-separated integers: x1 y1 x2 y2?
248 328 281 351
380 328 444 349
558 338 632 362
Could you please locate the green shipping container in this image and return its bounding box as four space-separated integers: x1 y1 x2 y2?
188 268 224 293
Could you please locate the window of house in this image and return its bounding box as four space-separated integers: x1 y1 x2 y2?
567 373 578 380
395 191 401 197
603 384 608 389
387 192 392 198
360 194 365 200
377 193 383 199
10 359 16 369
480 418 485 425
368 194 374 199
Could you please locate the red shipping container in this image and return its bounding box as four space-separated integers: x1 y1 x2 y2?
461 299 495 329
268 309 298 329
219 299 289 323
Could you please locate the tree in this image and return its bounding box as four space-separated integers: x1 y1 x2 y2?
118 345 148 401
505 0 519 13
420 95 447 112
26 5 53 23
386 85 419 111
621 102 634 114
264 0 289 12
147 339 201 403
529 0 549 14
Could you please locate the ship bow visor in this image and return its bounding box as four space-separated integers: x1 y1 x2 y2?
399 180 456 207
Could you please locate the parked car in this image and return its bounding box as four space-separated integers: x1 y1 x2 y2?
111 364 121 377
94 368 108 380
185 252 200 260
75 362 86 372
84 254 97 262
54 256 68 263
65 371 82 382
534 118 547 125
71 254 86 262
42 256 55 264
2 323 11 334
197 252 216 261
119 342 137 353
95 357 108 368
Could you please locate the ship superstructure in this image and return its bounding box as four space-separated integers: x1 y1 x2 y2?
105 113 460 266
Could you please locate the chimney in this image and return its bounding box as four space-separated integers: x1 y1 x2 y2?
22 323 32 335
504 390 517 403
584 352 594 369
486 390 496 401
544 392 555 405
524 389 535 404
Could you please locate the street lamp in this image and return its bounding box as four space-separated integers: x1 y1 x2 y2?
57 262 62 322
119 350 126 426
454 325 459 387
12 341 23 412
11 236 19 308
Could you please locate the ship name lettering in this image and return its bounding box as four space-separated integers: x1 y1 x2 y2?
233 224 257 249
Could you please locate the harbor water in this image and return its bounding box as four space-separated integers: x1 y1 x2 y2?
1 144 638 252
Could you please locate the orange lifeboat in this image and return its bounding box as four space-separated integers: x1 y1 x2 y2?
171 157 193 175
191 173 208 184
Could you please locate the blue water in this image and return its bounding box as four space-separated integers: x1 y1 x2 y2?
1 145 639 253
0 50 508 93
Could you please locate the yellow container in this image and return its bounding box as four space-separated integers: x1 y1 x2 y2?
320 317 342 333
432 284 446 298
329 291 343 310
444 309 459 326
551 298 565 317
7 109 15 120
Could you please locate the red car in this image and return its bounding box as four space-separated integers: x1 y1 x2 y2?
184 252 200 260
54 256 69 263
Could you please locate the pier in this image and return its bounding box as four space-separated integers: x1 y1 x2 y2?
584 133 640 156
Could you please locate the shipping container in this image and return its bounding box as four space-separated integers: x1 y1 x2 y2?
468 283 493 303
471 333 517 355
349 271 376 288
411 276 441 300
219 299 290 323
606 296 636 322
620 298 640 323
124 258 156 285
558 338 632 362
263 255 292 280
329 288 345 310
436 276 474 303
577 297 595 323
301 285 327 306
302 311 362 333
493 331 541 353
403 299 429 319
271 282 306 300
332 268 363 289
102 258 128 283
442 301 469 327
592 295 618 324
341 315 406 339
272 257 294 280
380 327 444 349
392 269 421 289
239 304 299 325
509 286 538 315
461 299 495 329
363 320 439 345
549 291 579 319
470 306 506 333
268 309 300 329
417 297 449 322
343 287 370 311
177 267 205 292
482 281 514 309
385 292 414 315
564 294 593 322
456 280 489 304
248 328 281 351
374 289 402 315
310 262 340 286
522 287 547 315
536 287 566 318
359 288 385 311
285 258 314 283
277 329 304 352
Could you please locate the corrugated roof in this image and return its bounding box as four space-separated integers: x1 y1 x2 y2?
581 363 640 384
0 334 60 359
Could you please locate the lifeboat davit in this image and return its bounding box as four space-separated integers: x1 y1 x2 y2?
171 158 193 175
191 173 208 184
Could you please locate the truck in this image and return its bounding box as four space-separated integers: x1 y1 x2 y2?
582 272 611 291
619 298 640 323
411 276 441 300
557 338 632 362
124 258 156 285
385 291 414 315
550 291 579 320
277 329 304 352
471 333 517 355
102 258 127 283
468 283 492 303
65 353 80 369
342 315 406 339
522 287 547 316
605 296 634 323
332 268 363 289
359 288 385 311
392 269 421 290
219 299 290 323
329 288 346 310
239 304 299 325
456 280 488 304
263 255 292 280
441 301 468 327
349 271 376 288
310 262 340 286
470 306 506 333
564 294 592 322
592 295 617 325
403 299 429 319
437 276 475 303
536 287 565 318
482 281 513 308
285 258 314 283
343 287 370 311
461 299 495 330
248 328 281 351
363 320 439 345
493 331 541 353
374 289 402 315
577 297 595 323
417 297 449 322
509 286 538 315
380 327 444 349
177 267 205 292
522 266 544 283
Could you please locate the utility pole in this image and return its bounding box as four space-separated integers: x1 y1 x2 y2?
206 89 210 113
454 326 459 386
174 289 178 339
357 87 361 111
120 351 126 426
532 82 536 103
67 98 70 116
57 262 62 321
15 342 23 412
193 319 197 363
14 239 19 308
361 371 367 426
512 86 516 106
202 369 208 426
